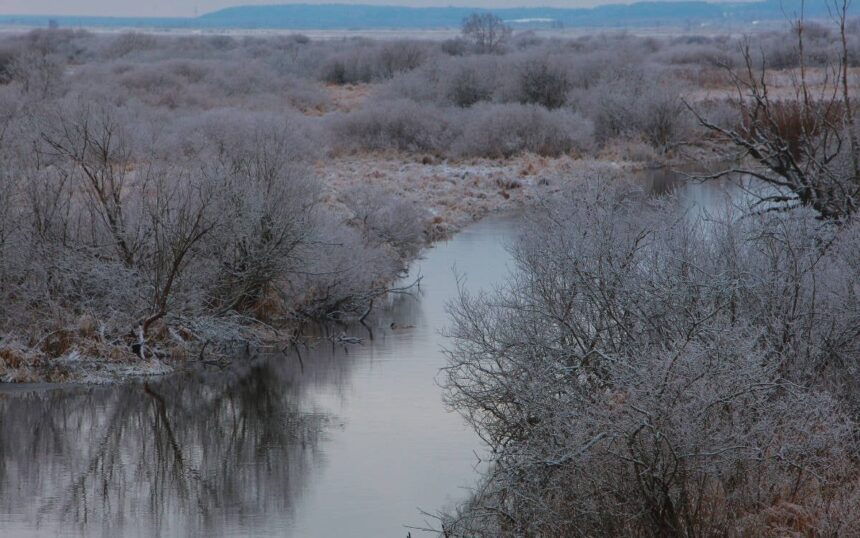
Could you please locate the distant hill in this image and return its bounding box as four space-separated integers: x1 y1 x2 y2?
196 1 837 29
0 1 853 31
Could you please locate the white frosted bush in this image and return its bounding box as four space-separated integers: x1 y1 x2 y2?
453 103 593 158
330 99 454 153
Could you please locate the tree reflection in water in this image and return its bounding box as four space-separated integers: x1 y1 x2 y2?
0 229 489 537
0 354 338 537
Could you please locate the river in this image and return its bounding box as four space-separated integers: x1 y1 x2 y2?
0 215 519 538
0 167 750 537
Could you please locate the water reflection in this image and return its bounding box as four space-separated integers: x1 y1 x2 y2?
0 360 330 538
0 171 762 537
639 164 779 218
0 216 519 538
641 165 741 211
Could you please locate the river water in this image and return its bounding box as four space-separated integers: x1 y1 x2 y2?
0 168 748 537
0 215 519 538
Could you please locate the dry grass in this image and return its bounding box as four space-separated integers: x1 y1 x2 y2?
326 83 373 113
739 99 845 159
316 153 633 237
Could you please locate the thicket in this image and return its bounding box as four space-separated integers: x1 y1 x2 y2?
441 184 860 536
0 20 857 384
0 31 431 381
2 25 854 163
436 9 860 536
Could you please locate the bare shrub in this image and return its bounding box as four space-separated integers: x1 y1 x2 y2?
585 67 689 149
329 99 453 153
515 56 570 109
441 184 860 535
443 57 498 107
342 185 428 259
453 103 593 158
691 6 860 219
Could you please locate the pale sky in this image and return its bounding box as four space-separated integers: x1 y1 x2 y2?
1 0 625 18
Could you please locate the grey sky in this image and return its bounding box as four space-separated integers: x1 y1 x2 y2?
2 0 622 18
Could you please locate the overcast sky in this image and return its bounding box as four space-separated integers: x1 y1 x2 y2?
1 0 629 18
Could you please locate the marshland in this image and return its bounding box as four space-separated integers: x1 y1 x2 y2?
1 6 860 536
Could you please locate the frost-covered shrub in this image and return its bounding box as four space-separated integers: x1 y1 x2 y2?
291 215 403 320
377 67 443 103
320 47 376 85
331 99 594 158
513 56 571 109
0 77 426 375
757 23 836 69
443 56 499 107
13 28 95 62
343 185 428 259
0 47 17 85
329 99 453 153
1 25 858 381
461 13 512 54
0 49 66 98
376 40 431 78
319 39 434 84
583 67 690 148
442 184 860 536
440 38 470 56
656 35 738 67
191 114 321 317
453 103 593 158
101 32 160 59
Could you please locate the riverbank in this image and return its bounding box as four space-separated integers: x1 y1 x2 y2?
0 151 712 385
0 27 754 385
0 214 520 536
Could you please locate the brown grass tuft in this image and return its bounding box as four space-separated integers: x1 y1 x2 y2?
739 99 844 159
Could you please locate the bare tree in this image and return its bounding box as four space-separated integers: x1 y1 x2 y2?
136 166 216 352
689 1 859 220
461 13 512 54
39 101 143 266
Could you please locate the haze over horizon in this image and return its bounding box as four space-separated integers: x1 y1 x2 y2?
1 0 733 18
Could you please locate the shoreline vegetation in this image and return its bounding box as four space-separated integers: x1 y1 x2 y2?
0 20 857 385
430 10 860 537
1 6 860 536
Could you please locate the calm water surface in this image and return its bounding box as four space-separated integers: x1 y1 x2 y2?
0 174 744 537
0 216 519 538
